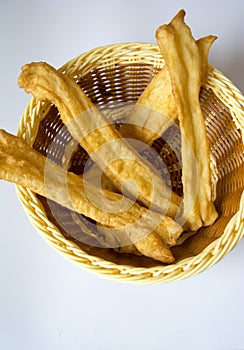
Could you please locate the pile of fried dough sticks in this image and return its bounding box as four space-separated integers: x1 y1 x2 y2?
0 10 218 263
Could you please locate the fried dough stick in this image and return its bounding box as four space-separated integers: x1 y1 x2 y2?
84 163 174 253
119 35 217 145
0 129 182 263
156 10 218 230
18 62 181 218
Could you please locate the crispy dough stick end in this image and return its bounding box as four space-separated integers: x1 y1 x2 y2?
171 9 186 23
197 35 218 83
135 233 175 264
156 24 174 40
18 62 39 89
156 9 187 39
18 62 56 99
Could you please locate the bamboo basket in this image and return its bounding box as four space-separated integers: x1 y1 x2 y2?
16 43 244 284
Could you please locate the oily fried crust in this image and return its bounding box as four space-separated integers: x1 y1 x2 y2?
120 68 177 145
156 9 218 230
18 62 181 218
196 35 217 84
97 224 174 263
0 129 176 263
120 33 217 146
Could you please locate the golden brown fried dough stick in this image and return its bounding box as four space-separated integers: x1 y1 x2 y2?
156 9 218 230
83 163 118 193
18 62 181 218
119 64 176 145
86 163 181 254
197 35 217 84
0 129 180 263
96 224 142 256
119 35 217 145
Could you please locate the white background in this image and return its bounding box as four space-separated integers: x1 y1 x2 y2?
0 1 244 349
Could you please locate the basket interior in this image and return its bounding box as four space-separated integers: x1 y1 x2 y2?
31 62 244 267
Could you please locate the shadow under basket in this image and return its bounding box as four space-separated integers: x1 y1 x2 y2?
16 43 244 284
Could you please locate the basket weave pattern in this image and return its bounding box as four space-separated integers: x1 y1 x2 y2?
16 43 244 284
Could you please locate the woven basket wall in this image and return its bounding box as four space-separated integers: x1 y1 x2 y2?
16 43 244 284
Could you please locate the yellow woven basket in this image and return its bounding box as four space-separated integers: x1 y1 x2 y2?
16 43 244 284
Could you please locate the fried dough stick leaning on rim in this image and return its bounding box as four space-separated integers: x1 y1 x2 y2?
156 9 218 230
119 33 217 145
18 62 181 219
0 129 182 263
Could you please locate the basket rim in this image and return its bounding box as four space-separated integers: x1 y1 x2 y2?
16 42 244 284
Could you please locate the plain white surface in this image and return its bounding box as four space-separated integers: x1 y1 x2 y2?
0 1 244 349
